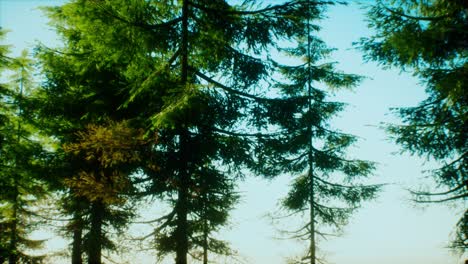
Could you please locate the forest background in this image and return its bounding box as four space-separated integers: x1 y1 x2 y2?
0 0 465 264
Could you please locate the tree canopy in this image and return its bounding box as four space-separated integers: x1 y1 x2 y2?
2 0 465 263
358 0 468 251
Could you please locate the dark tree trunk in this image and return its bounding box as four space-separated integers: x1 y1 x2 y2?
307 2 316 263
175 131 190 264
8 185 18 264
202 215 208 264
175 1 190 264
8 223 17 264
88 201 104 264
175 182 189 264
71 213 83 264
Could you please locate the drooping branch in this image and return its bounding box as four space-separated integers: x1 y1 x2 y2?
195 69 314 103
189 0 301 16
194 70 269 102
381 4 453 21
131 210 176 241
133 209 176 224
414 193 468 203
94 2 182 31
410 182 466 197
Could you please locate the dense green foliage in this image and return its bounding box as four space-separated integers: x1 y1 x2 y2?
37 1 354 264
0 41 48 263
358 0 468 251
0 0 422 263
35 24 152 263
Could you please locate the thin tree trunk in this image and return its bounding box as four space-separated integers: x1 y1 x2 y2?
88 201 103 264
175 182 189 264
202 193 208 264
71 212 83 264
175 1 190 264
306 1 316 263
309 164 316 264
8 186 18 264
176 131 190 264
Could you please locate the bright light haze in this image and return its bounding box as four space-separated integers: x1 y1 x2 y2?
0 1 465 263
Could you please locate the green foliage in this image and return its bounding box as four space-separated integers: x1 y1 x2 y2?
252 2 381 263
33 1 381 263
0 46 48 263
35 6 154 259
39 1 318 263
358 0 467 251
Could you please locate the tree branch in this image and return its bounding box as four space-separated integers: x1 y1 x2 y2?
133 209 176 224
382 4 453 21
415 193 468 203
188 0 302 16
95 3 182 31
194 70 269 101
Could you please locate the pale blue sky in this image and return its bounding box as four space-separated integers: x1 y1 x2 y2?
0 1 465 264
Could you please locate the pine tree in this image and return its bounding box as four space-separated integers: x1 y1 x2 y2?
36 1 380 263
62 121 147 264
358 0 467 251
0 49 48 263
38 1 313 263
34 4 160 263
35 24 151 263
255 2 381 263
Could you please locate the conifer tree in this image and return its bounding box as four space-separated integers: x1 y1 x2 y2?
37 1 382 263
38 1 312 263
62 121 147 264
255 1 381 263
0 49 48 264
35 43 151 263
358 0 467 251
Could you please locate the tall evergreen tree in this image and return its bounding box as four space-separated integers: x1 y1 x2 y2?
38 1 381 263
38 1 312 263
358 0 467 251
62 121 147 264
35 19 153 262
254 1 381 263
0 49 48 263
0 29 10 158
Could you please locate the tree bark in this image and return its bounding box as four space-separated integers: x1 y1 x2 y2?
175 131 190 264
71 212 83 264
175 1 190 264
202 215 208 264
307 1 316 263
8 184 19 264
88 201 104 264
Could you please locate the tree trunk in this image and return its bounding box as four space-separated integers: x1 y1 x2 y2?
71 212 83 264
202 215 208 264
202 181 208 264
88 201 103 264
175 131 190 264
309 166 316 264
175 183 189 264
175 1 190 263
8 185 18 264
307 1 316 263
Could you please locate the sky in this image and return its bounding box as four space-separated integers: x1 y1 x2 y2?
0 0 466 264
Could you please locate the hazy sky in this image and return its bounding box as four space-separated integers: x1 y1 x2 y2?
0 1 465 264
